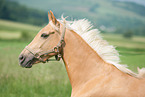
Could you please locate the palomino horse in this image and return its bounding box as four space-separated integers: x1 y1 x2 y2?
19 11 145 97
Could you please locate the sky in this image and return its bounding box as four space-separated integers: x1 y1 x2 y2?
116 0 145 6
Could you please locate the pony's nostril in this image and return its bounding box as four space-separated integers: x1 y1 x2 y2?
19 55 25 64
19 55 23 60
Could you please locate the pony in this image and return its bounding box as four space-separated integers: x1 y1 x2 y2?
19 11 145 97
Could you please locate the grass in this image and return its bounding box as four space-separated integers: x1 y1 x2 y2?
0 31 21 40
102 33 145 49
0 19 145 97
102 33 145 72
0 19 41 32
0 41 71 97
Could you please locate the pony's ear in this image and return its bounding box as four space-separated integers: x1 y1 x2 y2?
48 10 60 27
48 11 52 22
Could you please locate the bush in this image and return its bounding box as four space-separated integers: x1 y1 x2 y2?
123 30 133 39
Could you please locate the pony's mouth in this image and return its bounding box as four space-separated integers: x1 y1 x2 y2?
24 59 35 68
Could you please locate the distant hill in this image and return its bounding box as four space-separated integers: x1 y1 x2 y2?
8 0 145 35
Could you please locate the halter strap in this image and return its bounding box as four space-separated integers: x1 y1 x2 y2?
25 21 66 63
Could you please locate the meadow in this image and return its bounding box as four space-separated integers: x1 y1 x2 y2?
0 19 145 97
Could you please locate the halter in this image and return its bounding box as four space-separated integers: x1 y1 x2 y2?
25 21 66 63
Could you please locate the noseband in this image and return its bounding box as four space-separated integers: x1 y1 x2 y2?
25 21 66 63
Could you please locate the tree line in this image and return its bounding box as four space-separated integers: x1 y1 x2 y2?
0 0 48 26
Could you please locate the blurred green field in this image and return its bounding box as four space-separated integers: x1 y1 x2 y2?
102 33 145 72
0 20 145 97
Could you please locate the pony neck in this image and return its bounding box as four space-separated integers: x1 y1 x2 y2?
62 29 114 94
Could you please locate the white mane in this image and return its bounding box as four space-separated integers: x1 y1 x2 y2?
58 18 145 78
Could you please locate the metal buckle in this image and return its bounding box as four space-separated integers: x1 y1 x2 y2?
53 46 59 53
55 54 61 61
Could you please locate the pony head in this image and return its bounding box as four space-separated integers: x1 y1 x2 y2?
19 11 63 68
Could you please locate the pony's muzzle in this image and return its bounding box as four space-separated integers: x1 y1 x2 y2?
19 54 35 68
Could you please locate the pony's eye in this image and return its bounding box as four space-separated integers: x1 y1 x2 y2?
41 33 49 38
51 32 55 34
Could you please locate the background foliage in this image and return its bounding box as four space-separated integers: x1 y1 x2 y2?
0 0 47 26
2 0 145 36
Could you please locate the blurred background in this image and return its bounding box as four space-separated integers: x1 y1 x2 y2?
0 0 145 96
